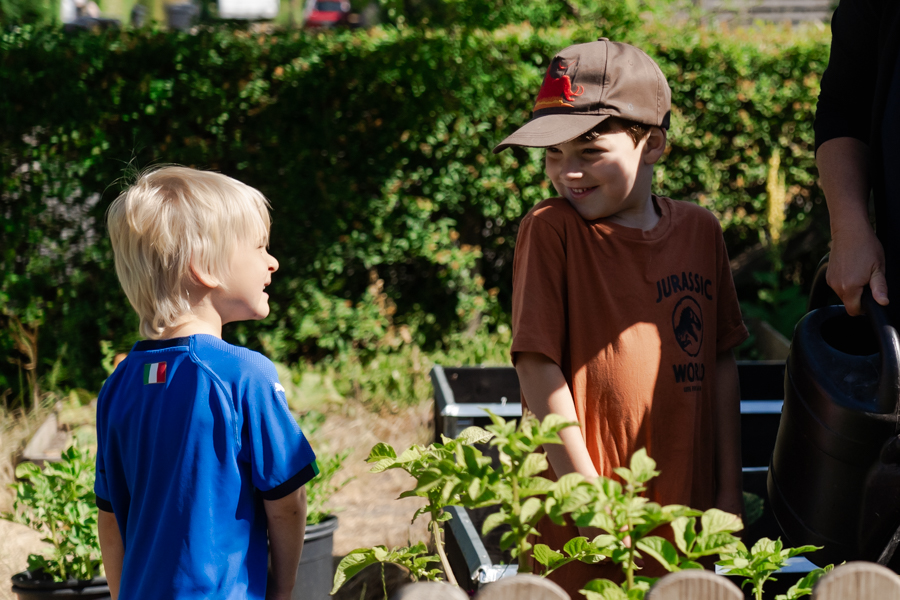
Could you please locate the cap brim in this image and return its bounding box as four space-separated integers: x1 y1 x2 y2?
492 114 612 154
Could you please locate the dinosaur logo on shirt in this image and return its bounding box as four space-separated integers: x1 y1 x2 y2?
672 296 703 357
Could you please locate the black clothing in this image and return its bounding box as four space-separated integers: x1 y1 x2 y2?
814 0 900 323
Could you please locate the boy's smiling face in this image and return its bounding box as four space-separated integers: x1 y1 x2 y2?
213 236 279 324
544 121 665 229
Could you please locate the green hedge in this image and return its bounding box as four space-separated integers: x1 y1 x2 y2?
0 21 831 398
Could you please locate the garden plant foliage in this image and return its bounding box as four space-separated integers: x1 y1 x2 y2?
1 18 829 399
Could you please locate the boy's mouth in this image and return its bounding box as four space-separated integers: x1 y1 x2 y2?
568 186 598 199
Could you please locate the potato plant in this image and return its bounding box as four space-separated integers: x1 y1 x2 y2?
534 449 744 599
717 538 830 600
3 445 102 582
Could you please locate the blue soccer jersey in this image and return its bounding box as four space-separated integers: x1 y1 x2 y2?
94 334 317 600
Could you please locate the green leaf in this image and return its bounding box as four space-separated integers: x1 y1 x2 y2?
628 448 658 483
332 548 381 594
456 426 493 445
636 537 680 573
368 458 397 474
395 446 422 464
520 497 542 524
581 578 629 600
671 516 696 555
533 543 564 566
694 532 740 555
774 565 833 600
701 508 743 535
482 510 507 535
519 452 548 478
366 443 397 462
784 545 821 558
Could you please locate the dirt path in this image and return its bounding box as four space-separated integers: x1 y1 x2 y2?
0 520 50 600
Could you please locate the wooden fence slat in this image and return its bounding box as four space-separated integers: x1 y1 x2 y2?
474 574 570 600
390 581 469 600
646 570 743 600
812 562 900 600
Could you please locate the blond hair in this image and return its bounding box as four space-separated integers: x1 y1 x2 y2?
107 166 271 339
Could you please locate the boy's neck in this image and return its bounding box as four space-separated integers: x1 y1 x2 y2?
160 304 224 340
605 194 661 231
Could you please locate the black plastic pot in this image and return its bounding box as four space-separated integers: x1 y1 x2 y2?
10 572 110 599
292 515 339 600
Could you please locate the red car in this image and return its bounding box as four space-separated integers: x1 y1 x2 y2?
304 0 352 28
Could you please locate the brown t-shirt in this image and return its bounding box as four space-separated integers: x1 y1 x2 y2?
511 195 748 590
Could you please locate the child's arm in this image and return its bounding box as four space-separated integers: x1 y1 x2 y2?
515 352 599 481
714 350 743 518
98 509 124 600
264 486 308 600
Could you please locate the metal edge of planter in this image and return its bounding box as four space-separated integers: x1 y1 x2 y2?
431 366 523 440
445 506 516 587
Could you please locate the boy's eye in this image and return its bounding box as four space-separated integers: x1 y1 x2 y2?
546 147 561 154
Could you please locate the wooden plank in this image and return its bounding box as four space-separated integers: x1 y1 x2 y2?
647 570 743 600
474 574 570 600
392 582 469 600
812 562 900 599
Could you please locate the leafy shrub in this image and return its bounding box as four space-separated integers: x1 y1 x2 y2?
1 22 830 400
3 445 102 582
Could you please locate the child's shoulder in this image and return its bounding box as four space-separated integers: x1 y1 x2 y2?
188 334 279 386
521 196 582 231
663 195 723 231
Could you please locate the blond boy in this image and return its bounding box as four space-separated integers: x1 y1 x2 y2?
96 167 317 600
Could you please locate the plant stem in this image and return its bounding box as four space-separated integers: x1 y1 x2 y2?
381 563 387 600
511 475 531 574
430 514 457 586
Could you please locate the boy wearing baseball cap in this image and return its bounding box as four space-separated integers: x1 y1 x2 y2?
497 39 748 593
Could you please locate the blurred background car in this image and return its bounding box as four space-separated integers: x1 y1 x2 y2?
303 0 355 28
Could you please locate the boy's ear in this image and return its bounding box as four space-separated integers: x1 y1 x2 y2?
189 258 220 290
642 127 667 165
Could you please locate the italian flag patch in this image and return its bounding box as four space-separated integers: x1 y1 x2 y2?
143 362 166 385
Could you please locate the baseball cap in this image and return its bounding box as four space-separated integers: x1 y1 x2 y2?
493 38 671 153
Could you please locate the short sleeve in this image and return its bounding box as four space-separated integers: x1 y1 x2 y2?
94 390 113 513
94 438 113 513
243 372 318 500
714 224 749 353
815 0 880 151
511 211 568 367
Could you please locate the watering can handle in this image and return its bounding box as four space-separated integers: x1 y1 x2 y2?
807 254 900 415
864 287 900 415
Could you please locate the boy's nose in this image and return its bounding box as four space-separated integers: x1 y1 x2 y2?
268 254 279 272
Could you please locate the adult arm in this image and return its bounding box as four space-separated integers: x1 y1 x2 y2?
817 137 889 315
814 0 886 315
98 509 124 600
264 487 307 600
713 350 743 518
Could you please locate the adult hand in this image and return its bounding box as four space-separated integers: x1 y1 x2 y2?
827 223 889 316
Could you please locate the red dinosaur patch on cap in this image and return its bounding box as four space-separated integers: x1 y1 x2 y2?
533 58 585 111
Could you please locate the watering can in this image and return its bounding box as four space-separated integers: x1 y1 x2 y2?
767 257 900 566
